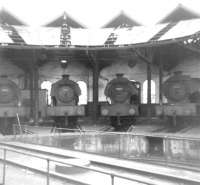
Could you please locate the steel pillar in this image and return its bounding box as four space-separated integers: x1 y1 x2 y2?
30 66 34 121
30 50 39 125
147 61 152 117
159 58 163 104
92 52 99 123
147 62 152 104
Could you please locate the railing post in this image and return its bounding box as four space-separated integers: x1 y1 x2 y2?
111 174 114 185
2 149 6 185
46 159 50 185
118 134 121 158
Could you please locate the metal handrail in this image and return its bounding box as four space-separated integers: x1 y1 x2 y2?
0 145 155 185
12 123 200 142
16 113 23 135
12 124 105 134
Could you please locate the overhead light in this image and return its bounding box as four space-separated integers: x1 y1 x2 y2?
60 59 68 64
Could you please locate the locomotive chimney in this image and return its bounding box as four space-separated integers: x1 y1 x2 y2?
116 73 124 78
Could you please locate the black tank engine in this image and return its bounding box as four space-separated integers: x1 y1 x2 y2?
101 73 139 130
156 71 200 116
48 75 85 129
51 74 81 106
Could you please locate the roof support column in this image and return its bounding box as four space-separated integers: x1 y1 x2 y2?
91 52 99 123
159 56 163 104
30 50 39 125
147 61 152 105
30 66 34 121
133 49 153 117
24 72 29 89
147 59 152 117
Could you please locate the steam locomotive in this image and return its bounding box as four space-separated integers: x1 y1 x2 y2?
47 74 85 129
100 71 200 129
156 71 200 117
2 68 200 133
0 75 48 134
0 76 28 134
101 73 139 130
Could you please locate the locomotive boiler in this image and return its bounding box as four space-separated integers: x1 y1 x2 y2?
101 73 139 130
156 71 200 117
47 74 85 129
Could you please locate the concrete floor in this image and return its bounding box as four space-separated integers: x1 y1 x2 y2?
0 149 143 185
0 163 72 185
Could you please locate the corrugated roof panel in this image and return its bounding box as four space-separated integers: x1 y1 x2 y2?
0 27 13 43
70 28 90 46
38 27 60 45
14 26 60 45
159 19 200 41
87 28 113 46
3 18 200 47
115 24 167 45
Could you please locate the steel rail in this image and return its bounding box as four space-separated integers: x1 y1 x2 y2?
12 124 200 141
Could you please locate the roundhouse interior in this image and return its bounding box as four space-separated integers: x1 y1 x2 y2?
0 5 200 134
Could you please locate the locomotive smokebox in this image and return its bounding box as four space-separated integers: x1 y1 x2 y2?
163 71 191 103
104 73 138 104
163 71 200 103
51 74 81 106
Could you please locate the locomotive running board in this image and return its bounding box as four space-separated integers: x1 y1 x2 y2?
47 106 85 116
